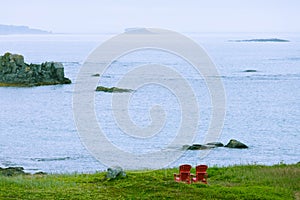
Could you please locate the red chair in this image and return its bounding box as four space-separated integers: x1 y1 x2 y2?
174 164 192 184
191 165 208 184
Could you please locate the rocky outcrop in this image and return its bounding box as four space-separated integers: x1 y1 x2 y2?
184 140 248 150
0 167 27 176
96 86 133 93
0 52 71 86
184 142 224 150
225 139 248 148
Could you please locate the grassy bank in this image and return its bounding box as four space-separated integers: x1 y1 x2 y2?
0 163 299 199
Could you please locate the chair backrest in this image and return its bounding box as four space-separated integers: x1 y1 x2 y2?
196 165 208 173
179 164 192 173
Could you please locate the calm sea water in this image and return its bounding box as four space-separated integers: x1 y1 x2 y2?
0 32 299 173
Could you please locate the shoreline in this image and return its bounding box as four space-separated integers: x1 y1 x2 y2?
1 161 299 175
1 163 299 199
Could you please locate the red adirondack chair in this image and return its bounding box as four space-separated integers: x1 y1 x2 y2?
174 164 192 184
191 165 208 184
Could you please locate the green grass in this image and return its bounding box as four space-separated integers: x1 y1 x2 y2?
0 163 299 199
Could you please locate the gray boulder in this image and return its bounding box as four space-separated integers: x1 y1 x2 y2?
106 166 126 179
225 139 248 148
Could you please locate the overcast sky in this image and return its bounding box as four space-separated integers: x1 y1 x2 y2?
0 0 299 33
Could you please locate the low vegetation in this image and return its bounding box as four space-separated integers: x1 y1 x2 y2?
0 163 299 199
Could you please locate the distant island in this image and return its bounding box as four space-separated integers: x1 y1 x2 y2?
229 38 290 42
124 27 153 34
0 24 51 35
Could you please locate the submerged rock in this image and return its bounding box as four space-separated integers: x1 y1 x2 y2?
225 139 248 148
0 167 27 176
183 142 224 150
106 166 126 179
185 144 216 150
243 69 257 73
96 86 133 93
0 52 71 86
206 142 224 147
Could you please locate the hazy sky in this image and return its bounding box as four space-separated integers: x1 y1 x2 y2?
0 0 299 33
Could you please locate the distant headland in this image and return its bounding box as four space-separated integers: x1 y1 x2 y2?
0 24 51 35
229 38 290 42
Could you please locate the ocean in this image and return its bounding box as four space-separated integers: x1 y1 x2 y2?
0 32 299 173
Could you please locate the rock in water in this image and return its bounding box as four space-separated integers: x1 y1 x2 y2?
185 144 216 150
225 139 248 148
206 142 224 147
243 69 257 73
95 86 133 93
0 167 27 176
0 52 71 86
106 166 126 179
